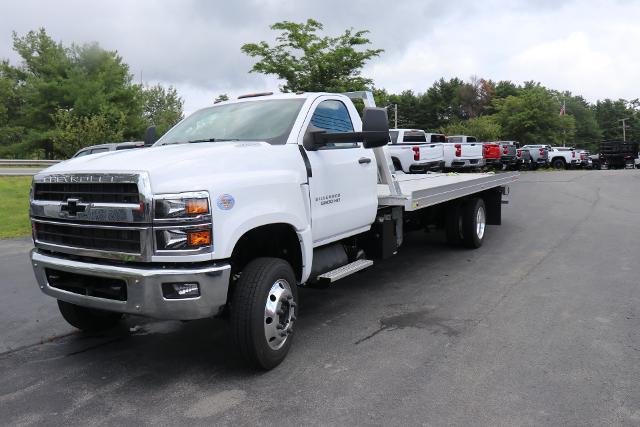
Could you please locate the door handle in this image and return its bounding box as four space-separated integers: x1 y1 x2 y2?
358 157 371 164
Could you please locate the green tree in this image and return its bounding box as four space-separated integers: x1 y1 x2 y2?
241 19 383 92
51 110 126 158
0 28 165 159
442 115 502 141
494 86 575 145
422 78 466 128
140 84 184 136
556 92 602 150
492 80 521 99
593 99 640 142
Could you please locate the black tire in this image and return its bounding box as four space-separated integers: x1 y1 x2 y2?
231 257 298 370
531 163 538 171
461 198 486 249
551 158 565 169
57 300 123 332
445 202 463 246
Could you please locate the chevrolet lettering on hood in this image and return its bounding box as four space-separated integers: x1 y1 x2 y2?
41 173 139 184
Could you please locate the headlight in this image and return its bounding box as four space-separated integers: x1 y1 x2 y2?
155 197 209 219
156 226 212 250
153 192 212 254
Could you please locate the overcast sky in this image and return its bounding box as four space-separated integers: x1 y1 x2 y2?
1 0 639 113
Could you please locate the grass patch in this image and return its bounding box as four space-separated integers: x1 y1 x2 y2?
0 176 32 239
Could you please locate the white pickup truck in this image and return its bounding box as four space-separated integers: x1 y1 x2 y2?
29 91 517 369
387 129 445 173
547 147 578 169
443 135 485 169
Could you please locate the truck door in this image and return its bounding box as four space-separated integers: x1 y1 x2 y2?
301 98 378 245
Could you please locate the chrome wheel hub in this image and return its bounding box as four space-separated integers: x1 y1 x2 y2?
476 206 486 239
264 279 295 350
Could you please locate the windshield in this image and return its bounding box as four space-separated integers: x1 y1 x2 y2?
156 99 306 146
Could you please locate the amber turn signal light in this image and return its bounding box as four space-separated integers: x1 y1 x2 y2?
187 230 211 247
185 199 209 215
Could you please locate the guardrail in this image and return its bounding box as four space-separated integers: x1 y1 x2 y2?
0 159 61 166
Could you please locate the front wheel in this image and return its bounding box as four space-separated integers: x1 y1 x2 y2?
231 258 298 370
461 198 486 249
57 300 123 332
551 159 565 169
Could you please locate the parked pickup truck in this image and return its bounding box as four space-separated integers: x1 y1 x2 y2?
388 129 445 173
443 135 485 169
520 145 549 169
29 91 517 370
72 141 146 158
515 147 532 170
496 141 518 168
483 143 501 168
547 147 578 169
574 149 589 168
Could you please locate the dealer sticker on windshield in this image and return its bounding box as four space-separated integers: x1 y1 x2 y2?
216 194 235 210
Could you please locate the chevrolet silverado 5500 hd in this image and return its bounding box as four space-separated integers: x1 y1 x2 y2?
387 129 445 173
30 91 517 369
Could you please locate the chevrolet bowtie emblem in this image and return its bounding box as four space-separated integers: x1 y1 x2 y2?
61 198 87 216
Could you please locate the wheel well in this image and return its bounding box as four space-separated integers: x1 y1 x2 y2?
230 223 303 283
551 156 565 164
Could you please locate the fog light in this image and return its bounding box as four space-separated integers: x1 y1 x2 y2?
162 282 200 299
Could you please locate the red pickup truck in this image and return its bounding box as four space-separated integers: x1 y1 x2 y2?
483 143 501 168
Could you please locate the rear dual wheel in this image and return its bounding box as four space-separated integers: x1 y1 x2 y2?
445 198 486 249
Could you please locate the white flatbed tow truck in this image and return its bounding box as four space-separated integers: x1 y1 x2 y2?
29 90 517 369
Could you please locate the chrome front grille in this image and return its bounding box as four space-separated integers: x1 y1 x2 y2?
31 172 153 261
34 220 141 254
33 182 140 203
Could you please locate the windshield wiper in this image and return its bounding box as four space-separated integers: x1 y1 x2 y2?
161 138 240 146
187 138 218 143
188 138 240 144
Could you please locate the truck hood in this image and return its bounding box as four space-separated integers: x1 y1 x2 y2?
39 141 305 193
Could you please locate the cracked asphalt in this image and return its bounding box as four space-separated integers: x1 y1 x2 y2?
1 170 639 426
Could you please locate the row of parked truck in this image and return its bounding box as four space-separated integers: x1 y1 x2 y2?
386 128 640 173
387 129 547 173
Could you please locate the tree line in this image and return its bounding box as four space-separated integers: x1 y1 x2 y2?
0 29 183 159
1 22 638 158
243 20 640 152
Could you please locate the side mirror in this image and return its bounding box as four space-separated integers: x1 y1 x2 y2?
303 125 326 151
144 126 157 146
361 107 389 149
302 107 390 151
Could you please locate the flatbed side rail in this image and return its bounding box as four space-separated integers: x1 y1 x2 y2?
379 172 518 211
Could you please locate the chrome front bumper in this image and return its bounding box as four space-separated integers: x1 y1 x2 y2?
31 250 231 320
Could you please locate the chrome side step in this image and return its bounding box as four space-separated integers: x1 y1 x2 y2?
317 259 373 283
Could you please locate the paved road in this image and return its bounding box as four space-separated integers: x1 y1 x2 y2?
1 170 639 426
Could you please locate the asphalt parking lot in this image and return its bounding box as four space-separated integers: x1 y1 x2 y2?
1 170 639 426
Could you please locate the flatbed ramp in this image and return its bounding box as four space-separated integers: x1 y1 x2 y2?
378 171 519 211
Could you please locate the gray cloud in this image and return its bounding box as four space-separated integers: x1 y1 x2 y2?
1 0 639 112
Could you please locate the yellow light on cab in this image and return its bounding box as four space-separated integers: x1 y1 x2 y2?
185 199 209 215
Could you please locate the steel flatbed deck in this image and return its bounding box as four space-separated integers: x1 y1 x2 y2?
378 171 519 211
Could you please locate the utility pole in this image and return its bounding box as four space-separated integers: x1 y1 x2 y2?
394 104 398 129
618 117 630 141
